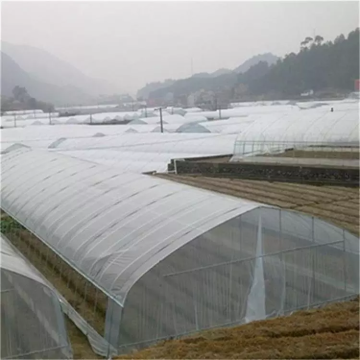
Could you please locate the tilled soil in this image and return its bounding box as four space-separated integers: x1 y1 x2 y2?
158 174 359 235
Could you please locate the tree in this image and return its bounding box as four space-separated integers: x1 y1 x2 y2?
314 35 324 45
334 34 345 44
5 86 55 112
12 86 29 102
300 36 314 50
247 28 359 97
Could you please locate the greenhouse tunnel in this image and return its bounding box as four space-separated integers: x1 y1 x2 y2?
0 233 72 359
0 146 359 355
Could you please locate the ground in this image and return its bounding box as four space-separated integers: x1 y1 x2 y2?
116 297 359 359
157 174 359 236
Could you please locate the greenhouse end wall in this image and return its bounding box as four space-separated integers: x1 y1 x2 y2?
116 207 359 353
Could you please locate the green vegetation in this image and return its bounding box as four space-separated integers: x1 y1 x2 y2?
0 215 23 233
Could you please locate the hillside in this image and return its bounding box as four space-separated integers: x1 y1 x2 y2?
192 68 234 79
0 52 93 106
234 52 278 73
138 53 278 100
146 29 359 103
1 42 118 97
247 29 360 96
137 79 176 100
150 72 239 100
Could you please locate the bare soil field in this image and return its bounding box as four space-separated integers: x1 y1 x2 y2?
117 297 359 359
158 174 359 235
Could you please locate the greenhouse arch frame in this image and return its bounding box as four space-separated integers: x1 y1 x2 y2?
1 147 358 354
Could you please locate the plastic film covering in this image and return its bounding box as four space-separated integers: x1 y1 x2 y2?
51 133 237 153
233 109 359 157
118 207 358 351
1 234 72 359
0 147 259 305
50 133 236 173
56 150 215 173
1 147 359 354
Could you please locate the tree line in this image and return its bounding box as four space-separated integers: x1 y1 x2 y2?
149 28 359 102
246 28 359 97
1 86 55 114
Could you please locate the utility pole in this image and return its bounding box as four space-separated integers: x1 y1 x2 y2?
90 113 93 124
159 107 163 133
49 110 52 125
14 114 17 128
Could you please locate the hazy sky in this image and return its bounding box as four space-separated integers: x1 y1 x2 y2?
2 1 359 94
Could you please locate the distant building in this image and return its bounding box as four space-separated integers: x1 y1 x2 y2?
301 89 314 97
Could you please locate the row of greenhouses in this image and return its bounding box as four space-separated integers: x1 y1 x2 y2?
1 100 359 356
1 107 358 174
1 146 359 355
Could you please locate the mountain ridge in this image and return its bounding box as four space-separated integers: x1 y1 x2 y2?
1 41 120 97
0 51 94 106
137 53 279 99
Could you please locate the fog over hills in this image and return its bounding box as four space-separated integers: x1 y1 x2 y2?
1 42 120 98
1 51 93 106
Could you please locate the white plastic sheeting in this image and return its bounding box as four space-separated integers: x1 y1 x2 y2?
57 150 218 173
3 109 44 115
0 147 260 304
196 105 300 120
56 104 119 111
50 133 237 153
175 123 211 133
47 133 235 172
233 108 359 157
1 234 51 287
1 148 358 354
1 234 72 359
183 107 203 113
130 114 187 125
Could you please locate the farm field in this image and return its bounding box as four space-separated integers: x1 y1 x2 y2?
158 174 360 235
116 297 359 359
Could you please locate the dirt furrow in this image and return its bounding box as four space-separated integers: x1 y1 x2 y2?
168 175 301 206
158 174 359 236
221 178 354 201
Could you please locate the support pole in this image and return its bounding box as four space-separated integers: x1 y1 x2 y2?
160 108 163 133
